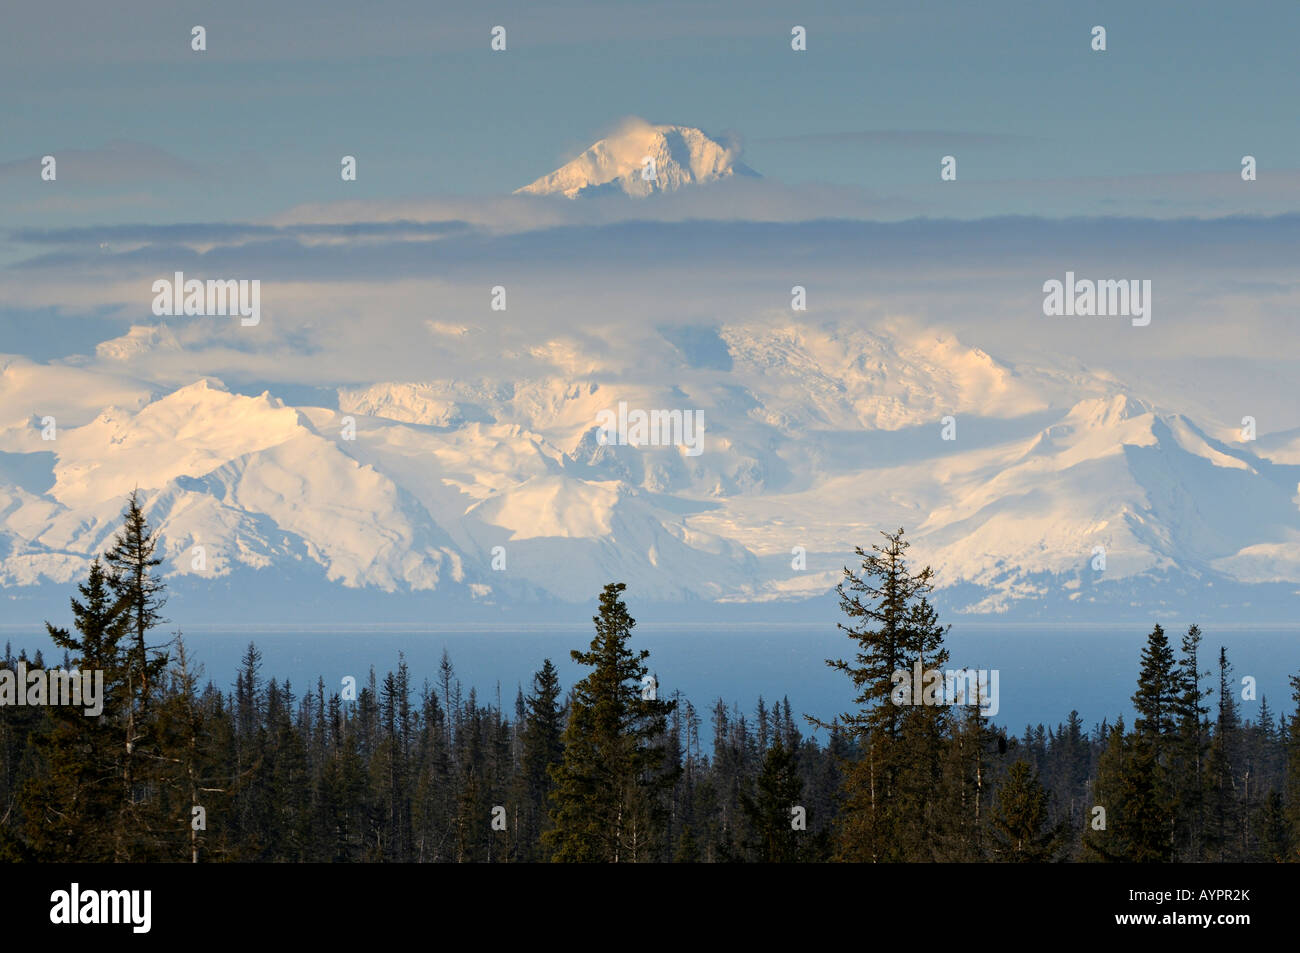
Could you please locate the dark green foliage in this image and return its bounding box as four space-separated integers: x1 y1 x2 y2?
1083 718 1174 862
739 738 806 862
1283 673 1300 861
824 528 951 861
544 583 677 862
990 760 1064 862
1206 647 1244 861
1171 624 1211 859
1133 624 1177 745
3 506 1297 863
18 560 129 861
104 489 170 707
517 659 564 859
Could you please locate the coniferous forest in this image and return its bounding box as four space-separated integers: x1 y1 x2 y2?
2 494 1299 864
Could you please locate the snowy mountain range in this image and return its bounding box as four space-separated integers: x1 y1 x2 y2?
2 118 1296 624
515 120 759 198
2 319 1297 623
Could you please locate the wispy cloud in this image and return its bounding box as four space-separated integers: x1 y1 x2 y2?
0 141 200 184
11 220 473 246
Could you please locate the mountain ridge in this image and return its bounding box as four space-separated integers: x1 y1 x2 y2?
2 319 1297 622
515 120 759 198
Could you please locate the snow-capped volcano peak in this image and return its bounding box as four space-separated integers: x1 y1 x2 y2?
515 119 759 198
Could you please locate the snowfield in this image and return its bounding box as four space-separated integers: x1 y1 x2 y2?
2 317 1298 618
515 121 759 199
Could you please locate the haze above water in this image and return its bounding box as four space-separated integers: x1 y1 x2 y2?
12 624 1297 736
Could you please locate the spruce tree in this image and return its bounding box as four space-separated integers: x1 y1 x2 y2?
893 589 951 860
520 659 564 859
740 737 805 862
154 637 234 861
19 559 130 860
1133 623 1177 745
412 683 452 862
1057 710 1092 832
1172 624 1210 859
938 690 998 861
104 489 169 706
1131 623 1177 853
1206 647 1243 861
545 583 677 862
990 760 1063 862
102 492 171 860
1083 716 1173 862
825 528 950 861
1118 733 1175 862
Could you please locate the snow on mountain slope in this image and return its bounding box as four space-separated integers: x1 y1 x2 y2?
0 380 467 592
676 388 1300 611
462 475 756 602
515 120 759 198
161 431 467 591
1 319 1297 616
50 380 303 508
718 322 1059 432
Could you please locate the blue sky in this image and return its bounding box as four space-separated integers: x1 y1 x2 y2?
1 1 1299 629
1 0 1297 433
3 0 1300 231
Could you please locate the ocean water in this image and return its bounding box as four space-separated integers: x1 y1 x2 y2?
10 623 1297 735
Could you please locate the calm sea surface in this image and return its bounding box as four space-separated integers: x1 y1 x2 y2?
7 623 1299 735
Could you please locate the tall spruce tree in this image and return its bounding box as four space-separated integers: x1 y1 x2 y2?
1133 624 1177 745
19 559 130 860
104 490 169 707
825 528 950 861
519 659 564 859
1206 646 1243 861
545 583 677 862
1172 624 1210 859
1131 623 1178 852
100 495 172 859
